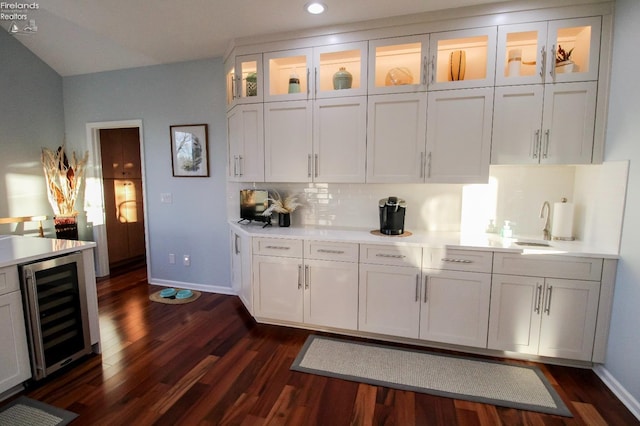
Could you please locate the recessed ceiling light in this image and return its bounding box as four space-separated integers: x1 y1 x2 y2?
305 2 327 15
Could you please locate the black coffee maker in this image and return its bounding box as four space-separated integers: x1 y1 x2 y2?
379 197 407 235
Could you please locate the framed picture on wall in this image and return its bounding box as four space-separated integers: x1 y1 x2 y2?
170 124 209 177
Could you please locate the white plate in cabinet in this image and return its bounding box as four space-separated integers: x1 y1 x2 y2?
304 240 359 262
423 248 492 273
493 253 603 281
359 263 421 338
253 238 303 258
420 269 491 348
360 244 422 268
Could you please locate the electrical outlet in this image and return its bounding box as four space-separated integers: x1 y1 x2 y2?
183 255 190 266
169 253 175 264
160 193 173 204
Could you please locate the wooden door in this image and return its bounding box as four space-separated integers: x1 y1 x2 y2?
100 128 146 268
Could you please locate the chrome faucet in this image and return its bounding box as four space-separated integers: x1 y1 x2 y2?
540 201 551 240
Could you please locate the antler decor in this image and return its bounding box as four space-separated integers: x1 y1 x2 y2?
41 146 89 217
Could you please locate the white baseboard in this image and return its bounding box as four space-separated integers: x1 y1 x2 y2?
593 365 640 420
149 277 237 296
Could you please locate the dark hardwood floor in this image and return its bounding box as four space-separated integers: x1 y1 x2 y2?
4 266 638 425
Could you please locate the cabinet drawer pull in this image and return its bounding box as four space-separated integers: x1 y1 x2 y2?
544 285 553 315
298 265 302 289
317 249 345 254
265 245 291 250
375 253 406 259
534 283 543 314
441 258 473 264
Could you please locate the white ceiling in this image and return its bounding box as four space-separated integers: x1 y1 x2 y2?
5 0 510 76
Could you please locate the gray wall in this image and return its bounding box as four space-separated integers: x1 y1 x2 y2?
603 0 640 407
0 31 64 226
63 59 231 291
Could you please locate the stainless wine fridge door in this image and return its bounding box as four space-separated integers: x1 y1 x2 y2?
20 251 92 380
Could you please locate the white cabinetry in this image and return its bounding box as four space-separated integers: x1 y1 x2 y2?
368 35 429 95
227 104 264 182
0 266 31 395
303 241 359 329
488 253 603 361
366 93 427 183
426 88 493 183
231 229 252 314
492 82 597 165
252 238 303 322
420 249 492 348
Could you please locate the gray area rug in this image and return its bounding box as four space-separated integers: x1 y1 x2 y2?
291 335 572 417
0 396 78 426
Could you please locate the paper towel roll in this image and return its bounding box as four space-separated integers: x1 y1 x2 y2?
552 201 574 240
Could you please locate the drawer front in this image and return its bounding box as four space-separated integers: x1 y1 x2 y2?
253 238 303 258
423 248 493 273
360 244 422 267
493 253 603 281
0 265 20 296
304 240 359 262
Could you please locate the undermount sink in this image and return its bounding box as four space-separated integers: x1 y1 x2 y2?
514 241 551 247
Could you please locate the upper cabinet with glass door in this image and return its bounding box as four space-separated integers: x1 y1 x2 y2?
264 48 313 102
368 35 429 95
428 27 497 91
314 42 367 99
226 54 263 109
496 17 601 86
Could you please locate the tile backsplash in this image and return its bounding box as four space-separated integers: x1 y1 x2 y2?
228 163 627 245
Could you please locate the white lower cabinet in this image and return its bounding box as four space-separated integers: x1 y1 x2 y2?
231 229 252 314
0 266 31 394
488 274 600 361
253 254 303 323
420 269 491 348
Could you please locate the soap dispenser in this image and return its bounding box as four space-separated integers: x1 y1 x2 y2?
501 220 513 238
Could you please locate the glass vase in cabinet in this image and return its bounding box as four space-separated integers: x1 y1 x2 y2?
368 35 429 95
428 27 497 91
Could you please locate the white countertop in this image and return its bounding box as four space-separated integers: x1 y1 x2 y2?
0 235 96 268
230 221 619 259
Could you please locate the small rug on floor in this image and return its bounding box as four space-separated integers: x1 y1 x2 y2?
291 335 572 417
0 396 78 426
149 289 201 305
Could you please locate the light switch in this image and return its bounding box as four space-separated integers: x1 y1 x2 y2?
160 193 173 204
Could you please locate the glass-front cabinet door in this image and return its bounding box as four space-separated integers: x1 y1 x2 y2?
428 27 497 90
225 59 236 110
264 48 313 102
546 17 601 83
235 54 263 103
314 42 367 99
368 35 429 95
496 22 547 86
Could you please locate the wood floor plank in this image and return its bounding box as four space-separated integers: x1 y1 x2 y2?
2 266 638 426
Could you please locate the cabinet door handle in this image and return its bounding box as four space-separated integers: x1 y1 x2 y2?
298 265 302 289
232 155 238 177
238 155 243 176
534 283 543 314
430 55 435 85
314 154 319 178
549 44 556 80
422 55 428 86
317 249 345 254
427 152 432 179
539 46 546 79
307 68 311 97
305 265 310 289
265 245 290 250
420 152 425 178
314 67 318 97
544 285 553 315
230 75 236 100
441 258 472 264
423 276 429 303
308 154 312 178
375 253 405 259
415 274 420 302
234 234 240 254
533 130 540 159
543 129 550 159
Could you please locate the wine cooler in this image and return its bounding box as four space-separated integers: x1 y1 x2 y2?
19 251 92 380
